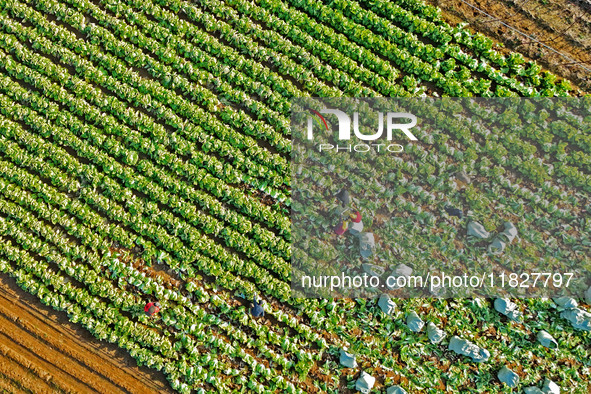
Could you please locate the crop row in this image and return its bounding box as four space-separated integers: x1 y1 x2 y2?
0 112 331 348
350 0 569 96
0 169 317 392
3 0 290 185
0 34 291 239
359 0 571 94
3 62 292 275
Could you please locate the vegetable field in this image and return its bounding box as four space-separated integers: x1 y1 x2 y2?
0 0 589 392
0 273 172 393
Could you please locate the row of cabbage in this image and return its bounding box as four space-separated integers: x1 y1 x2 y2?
0 138 322 392
0 0 360 332
1 0 574 212
0 18 346 388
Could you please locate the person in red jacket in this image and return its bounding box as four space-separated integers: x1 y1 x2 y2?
335 210 362 236
334 220 349 235
349 211 362 223
144 301 161 317
348 210 364 236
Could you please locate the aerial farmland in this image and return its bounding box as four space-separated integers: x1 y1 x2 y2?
0 0 589 392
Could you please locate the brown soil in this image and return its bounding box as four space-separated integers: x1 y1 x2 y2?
429 0 591 93
0 273 174 394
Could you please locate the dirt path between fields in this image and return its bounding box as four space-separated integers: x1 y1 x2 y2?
0 273 174 394
430 0 591 93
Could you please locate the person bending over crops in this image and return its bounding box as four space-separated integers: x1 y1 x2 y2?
249 297 265 318
144 301 161 317
335 189 350 207
334 219 349 235
349 210 362 223
335 210 362 236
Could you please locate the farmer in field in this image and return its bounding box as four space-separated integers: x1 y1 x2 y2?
335 210 364 236
144 301 161 317
445 205 463 218
347 210 364 236
249 297 265 318
334 188 356 235
334 219 349 235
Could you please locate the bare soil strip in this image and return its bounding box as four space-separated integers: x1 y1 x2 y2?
0 371 27 394
0 316 100 393
0 349 54 393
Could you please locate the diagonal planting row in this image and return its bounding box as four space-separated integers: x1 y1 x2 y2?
94 0 589 178
279 0 567 97
1 56 289 279
0 146 321 355
324 0 564 97
0 193 312 392
3 0 290 190
4 113 330 350
3 188 311 392
0 93 292 300
0 0 586 391
10 0 588 328
356 0 570 95
0 24 290 234
295 97 588 221
46 0 293 147
24 0 291 156
0 58 358 360
158 0 401 97
0 118 334 357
